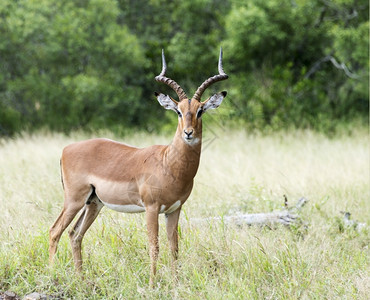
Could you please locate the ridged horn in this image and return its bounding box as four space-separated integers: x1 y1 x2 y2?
155 49 188 101
192 47 229 101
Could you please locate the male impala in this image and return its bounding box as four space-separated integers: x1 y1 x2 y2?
49 48 228 286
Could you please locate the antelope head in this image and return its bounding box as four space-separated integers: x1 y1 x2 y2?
155 48 228 145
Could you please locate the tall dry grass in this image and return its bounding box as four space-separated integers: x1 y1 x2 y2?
0 129 368 299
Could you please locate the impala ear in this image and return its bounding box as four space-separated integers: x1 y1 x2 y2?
154 92 178 111
202 91 227 112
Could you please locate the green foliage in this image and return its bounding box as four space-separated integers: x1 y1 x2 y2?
0 0 368 136
1 0 146 134
225 0 368 131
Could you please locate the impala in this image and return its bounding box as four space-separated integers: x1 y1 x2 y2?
49 48 228 286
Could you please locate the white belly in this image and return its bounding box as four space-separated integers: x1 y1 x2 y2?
101 200 181 214
101 202 146 213
90 176 181 215
160 200 181 214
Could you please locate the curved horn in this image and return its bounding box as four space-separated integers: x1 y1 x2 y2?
155 49 188 101
193 47 229 101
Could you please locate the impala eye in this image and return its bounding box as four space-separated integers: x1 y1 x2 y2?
196 109 203 119
176 109 182 118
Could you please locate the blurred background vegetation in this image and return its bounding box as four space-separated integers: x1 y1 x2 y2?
0 0 368 136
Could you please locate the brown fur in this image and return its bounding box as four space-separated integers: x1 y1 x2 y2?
49 55 227 287
49 99 207 286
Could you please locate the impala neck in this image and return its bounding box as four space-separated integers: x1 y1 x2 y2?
164 124 202 181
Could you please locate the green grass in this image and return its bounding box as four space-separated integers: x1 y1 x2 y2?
0 129 369 299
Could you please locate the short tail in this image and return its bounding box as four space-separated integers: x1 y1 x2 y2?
60 159 65 190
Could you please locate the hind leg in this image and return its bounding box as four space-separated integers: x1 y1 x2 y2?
69 196 103 272
49 203 84 265
49 187 92 265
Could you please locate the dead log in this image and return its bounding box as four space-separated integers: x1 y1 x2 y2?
188 197 308 227
340 211 367 232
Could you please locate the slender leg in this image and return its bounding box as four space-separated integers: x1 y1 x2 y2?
146 206 159 287
165 207 181 262
49 202 84 265
68 196 103 272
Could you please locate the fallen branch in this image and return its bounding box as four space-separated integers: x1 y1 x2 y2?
304 54 359 79
189 197 308 227
340 211 368 232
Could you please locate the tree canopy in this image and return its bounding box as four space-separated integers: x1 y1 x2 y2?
0 0 368 136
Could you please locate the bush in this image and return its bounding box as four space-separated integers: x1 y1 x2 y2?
0 0 368 135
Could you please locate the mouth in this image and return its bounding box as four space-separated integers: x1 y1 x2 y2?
184 136 193 143
183 136 199 145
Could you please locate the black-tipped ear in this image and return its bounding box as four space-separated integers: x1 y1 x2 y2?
221 91 227 97
154 91 160 97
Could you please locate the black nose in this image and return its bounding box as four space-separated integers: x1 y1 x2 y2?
184 129 193 137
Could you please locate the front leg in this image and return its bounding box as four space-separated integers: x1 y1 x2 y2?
165 206 181 261
146 206 159 287
165 207 181 280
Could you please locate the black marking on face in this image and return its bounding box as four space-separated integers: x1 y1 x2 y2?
176 109 182 118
